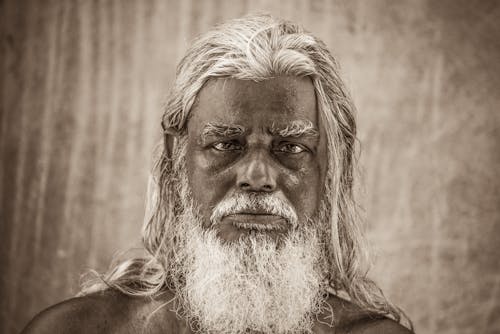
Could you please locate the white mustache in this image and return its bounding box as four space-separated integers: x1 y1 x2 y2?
210 193 298 228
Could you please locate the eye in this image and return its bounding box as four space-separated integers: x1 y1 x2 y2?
275 143 307 154
212 140 243 152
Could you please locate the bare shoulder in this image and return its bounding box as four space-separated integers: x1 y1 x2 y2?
314 294 413 334
21 289 181 334
345 317 413 334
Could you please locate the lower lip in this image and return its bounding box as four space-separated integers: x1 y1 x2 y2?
221 214 288 231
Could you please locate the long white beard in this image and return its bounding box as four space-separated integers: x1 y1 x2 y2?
170 202 327 334
164 144 328 333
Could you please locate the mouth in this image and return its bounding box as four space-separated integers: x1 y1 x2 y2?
221 213 289 232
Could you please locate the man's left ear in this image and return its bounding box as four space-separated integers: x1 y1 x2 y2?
162 127 180 159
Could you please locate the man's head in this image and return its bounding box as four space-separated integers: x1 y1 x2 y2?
149 11 359 285
84 14 404 334
139 14 362 333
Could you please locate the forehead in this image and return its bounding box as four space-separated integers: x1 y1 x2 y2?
187 76 318 132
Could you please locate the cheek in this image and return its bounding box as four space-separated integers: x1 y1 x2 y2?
186 150 210 207
284 174 300 187
186 149 233 216
281 167 322 218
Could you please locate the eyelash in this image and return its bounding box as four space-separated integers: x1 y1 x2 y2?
275 143 307 154
212 141 243 152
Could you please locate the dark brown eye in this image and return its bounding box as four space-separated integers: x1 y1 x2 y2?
276 143 307 154
212 141 243 152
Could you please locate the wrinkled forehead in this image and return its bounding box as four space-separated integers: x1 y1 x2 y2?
187 76 319 132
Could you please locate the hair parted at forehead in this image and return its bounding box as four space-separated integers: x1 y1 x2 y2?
162 14 356 139
81 14 411 328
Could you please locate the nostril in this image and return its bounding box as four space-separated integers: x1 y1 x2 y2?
262 184 273 191
238 181 275 192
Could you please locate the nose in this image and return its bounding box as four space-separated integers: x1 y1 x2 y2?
236 150 277 192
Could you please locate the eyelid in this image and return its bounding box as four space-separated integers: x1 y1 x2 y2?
275 142 309 154
201 135 239 146
211 139 244 151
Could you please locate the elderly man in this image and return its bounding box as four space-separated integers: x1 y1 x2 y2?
23 15 413 334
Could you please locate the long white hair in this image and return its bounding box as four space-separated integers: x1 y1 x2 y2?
81 14 411 328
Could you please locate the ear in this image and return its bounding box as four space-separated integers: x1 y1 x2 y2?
163 127 180 159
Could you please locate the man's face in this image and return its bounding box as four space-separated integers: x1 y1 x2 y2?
185 76 327 242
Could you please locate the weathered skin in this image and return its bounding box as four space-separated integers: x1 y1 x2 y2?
21 290 412 334
185 76 327 243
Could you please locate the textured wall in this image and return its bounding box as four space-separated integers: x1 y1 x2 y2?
1 0 499 333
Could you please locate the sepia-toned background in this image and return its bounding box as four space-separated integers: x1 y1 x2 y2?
1 0 499 333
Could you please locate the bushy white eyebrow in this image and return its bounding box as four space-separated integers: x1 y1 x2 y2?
269 120 319 138
202 122 246 138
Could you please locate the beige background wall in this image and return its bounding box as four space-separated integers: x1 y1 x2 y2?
1 0 499 333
